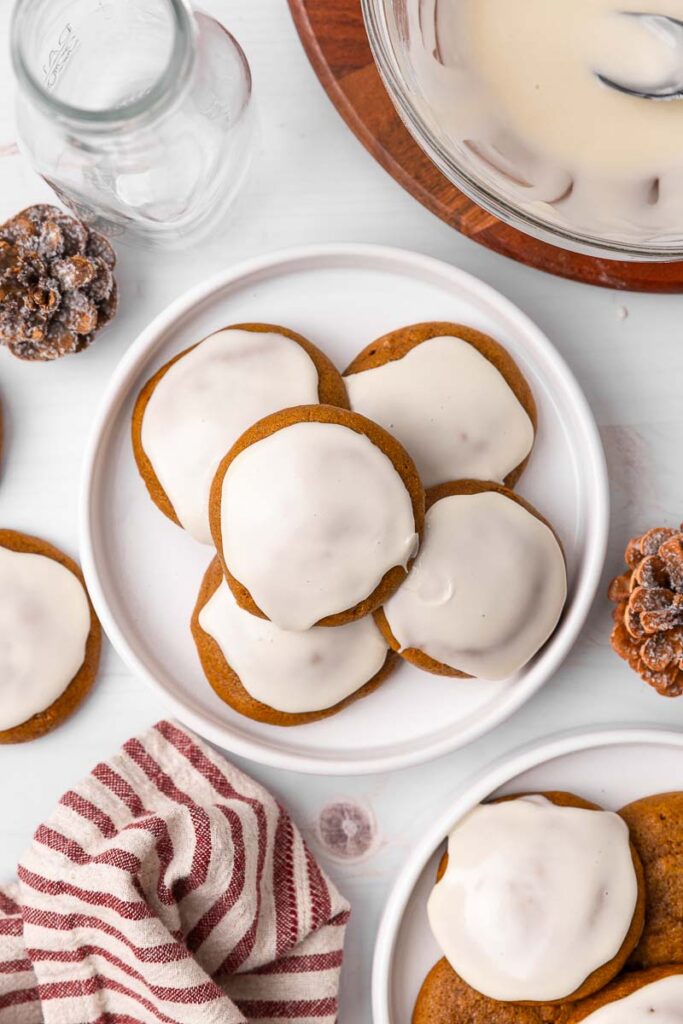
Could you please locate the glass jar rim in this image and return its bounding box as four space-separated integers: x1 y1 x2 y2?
11 0 195 127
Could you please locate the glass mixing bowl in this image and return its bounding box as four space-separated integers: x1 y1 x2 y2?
362 0 683 261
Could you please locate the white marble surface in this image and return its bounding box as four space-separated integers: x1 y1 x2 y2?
2 2 683 1021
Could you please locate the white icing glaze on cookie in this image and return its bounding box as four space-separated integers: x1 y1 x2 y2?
382 490 566 679
428 796 639 1003
220 421 418 631
0 546 91 731
581 976 683 1022
345 335 534 487
199 576 389 713
140 329 322 544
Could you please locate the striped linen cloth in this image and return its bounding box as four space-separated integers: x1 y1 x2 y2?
0 721 350 1024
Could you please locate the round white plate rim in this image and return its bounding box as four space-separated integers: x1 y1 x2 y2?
371 724 683 1024
79 242 609 775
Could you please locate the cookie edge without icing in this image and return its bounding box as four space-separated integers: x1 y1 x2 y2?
412 957 567 1024
618 791 683 970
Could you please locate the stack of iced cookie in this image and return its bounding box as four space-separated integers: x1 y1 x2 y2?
415 789 683 1023
132 320 567 726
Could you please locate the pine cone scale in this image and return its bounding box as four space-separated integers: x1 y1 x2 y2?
660 535 683 590
607 570 631 603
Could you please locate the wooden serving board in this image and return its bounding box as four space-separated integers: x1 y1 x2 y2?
288 0 683 292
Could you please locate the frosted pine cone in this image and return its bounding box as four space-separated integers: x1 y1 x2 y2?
0 205 117 361
608 525 683 697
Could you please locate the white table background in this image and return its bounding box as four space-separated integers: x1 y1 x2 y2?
2 2 683 1020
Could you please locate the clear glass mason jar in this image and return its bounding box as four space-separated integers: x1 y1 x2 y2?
11 0 254 247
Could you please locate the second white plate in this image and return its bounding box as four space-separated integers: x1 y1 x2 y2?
373 727 683 1024
81 243 608 774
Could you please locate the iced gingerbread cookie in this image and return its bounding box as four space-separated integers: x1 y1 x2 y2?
619 791 683 969
343 322 536 489
192 557 397 725
376 479 566 679
210 404 425 631
132 323 349 544
567 967 683 1022
0 530 101 743
426 792 645 1006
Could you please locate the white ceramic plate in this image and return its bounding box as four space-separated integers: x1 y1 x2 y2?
80 243 608 775
372 727 683 1024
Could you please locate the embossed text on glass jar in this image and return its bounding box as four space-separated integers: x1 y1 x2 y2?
11 0 253 246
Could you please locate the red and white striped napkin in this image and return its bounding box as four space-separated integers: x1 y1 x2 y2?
0 721 350 1024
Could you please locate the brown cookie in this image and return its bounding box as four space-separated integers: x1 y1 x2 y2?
619 791 683 969
210 403 426 627
566 966 683 1022
191 556 398 726
428 792 646 1006
375 479 565 677
413 959 568 1024
344 322 537 489
0 530 101 744
131 323 349 530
